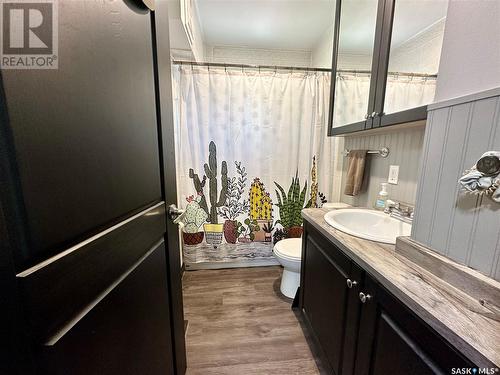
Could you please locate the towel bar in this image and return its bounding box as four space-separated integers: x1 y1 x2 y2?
342 147 389 158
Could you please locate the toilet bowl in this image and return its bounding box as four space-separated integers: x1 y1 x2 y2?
273 238 302 298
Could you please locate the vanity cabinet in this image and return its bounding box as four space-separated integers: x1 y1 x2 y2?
328 0 448 136
299 222 474 375
301 230 363 375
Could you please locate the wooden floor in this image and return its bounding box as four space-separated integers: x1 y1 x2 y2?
182 266 326 375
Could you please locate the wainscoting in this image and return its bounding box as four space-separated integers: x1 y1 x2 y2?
412 88 500 281
340 124 426 208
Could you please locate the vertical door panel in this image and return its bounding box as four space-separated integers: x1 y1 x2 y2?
151 2 187 373
302 234 351 374
341 262 363 375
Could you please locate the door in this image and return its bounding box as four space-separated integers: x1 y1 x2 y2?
301 227 353 374
328 0 385 135
0 1 184 374
372 0 448 128
354 276 473 375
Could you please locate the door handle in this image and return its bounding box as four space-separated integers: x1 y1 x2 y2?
359 292 372 304
168 204 184 221
346 278 358 288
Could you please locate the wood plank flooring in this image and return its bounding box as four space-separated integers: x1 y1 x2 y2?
182 266 325 375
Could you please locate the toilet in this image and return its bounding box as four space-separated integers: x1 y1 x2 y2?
273 238 302 298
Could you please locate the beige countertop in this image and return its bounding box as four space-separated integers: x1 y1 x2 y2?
302 207 500 368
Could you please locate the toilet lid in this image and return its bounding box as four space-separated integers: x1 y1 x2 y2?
274 238 302 260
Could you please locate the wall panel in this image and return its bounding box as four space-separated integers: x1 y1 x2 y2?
412 89 500 280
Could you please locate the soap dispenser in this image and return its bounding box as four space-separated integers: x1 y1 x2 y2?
374 182 389 210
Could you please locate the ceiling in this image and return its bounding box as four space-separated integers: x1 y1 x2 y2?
196 0 449 53
196 0 336 50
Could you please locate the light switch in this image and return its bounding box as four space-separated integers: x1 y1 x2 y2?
388 165 399 185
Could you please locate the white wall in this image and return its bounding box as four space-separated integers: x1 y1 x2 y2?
312 25 334 68
390 19 445 74
434 0 500 102
205 45 312 67
168 0 205 62
188 1 205 61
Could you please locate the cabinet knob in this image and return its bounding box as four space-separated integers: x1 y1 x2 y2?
365 113 370 119
346 279 358 288
359 292 372 304
371 112 378 118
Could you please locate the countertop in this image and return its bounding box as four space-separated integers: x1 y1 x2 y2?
302 208 500 368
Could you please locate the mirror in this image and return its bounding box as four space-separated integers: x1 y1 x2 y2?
383 0 448 115
331 0 379 128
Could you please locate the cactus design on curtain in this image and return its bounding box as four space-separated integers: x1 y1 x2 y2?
274 172 310 239
182 145 327 256
203 141 228 224
249 178 273 221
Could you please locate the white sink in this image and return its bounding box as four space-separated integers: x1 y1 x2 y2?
324 209 411 244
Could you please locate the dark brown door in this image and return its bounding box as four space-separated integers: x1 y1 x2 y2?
0 1 184 374
301 228 352 374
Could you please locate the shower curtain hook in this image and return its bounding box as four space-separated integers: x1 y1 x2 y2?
224 64 227 73
274 66 277 73
191 62 193 71
241 64 244 73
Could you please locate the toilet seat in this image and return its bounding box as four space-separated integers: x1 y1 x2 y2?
274 238 302 260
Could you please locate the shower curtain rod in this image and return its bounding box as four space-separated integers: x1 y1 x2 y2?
172 60 330 72
171 60 438 78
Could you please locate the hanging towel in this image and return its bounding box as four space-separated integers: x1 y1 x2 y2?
344 150 367 196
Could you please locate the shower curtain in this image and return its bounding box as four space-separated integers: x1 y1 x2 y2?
171 65 436 269
172 65 336 268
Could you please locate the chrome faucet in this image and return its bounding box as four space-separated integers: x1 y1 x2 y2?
384 200 414 224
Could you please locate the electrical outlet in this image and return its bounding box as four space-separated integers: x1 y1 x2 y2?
388 165 399 185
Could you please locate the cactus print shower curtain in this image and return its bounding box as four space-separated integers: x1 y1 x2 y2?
172 65 339 269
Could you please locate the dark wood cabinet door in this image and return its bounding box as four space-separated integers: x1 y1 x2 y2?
341 262 363 375
354 276 473 375
301 227 352 374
